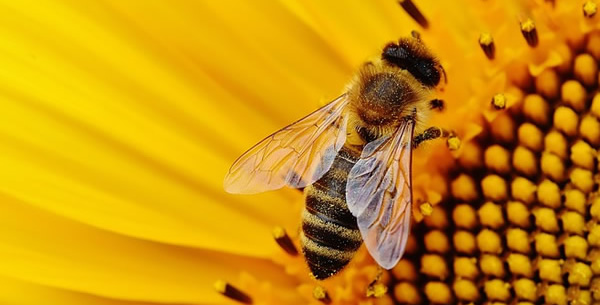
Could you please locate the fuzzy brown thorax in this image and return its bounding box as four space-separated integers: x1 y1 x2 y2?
346 61 431 144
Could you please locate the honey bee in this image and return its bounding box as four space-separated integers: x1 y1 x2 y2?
224 35 447 280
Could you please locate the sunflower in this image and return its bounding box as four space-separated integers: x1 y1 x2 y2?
1 0 599 304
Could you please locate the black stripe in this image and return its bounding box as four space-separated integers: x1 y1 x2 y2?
305 196 358 230
301 218 362 252
302 245 352 280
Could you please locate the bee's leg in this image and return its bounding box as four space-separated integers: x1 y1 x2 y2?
428 98 444 111
413 126 457 149
366 267 388 298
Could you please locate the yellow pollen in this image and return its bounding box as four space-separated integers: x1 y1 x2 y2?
479 32 495 60
584 0 598 17
272 226 285 239
491 93 507 109
520 18 539 47
419 202 433 216
446 135 461 150
520 18 535 32
366 283 388 298
479 32 493 45
213 280 227 293
313 286 330 304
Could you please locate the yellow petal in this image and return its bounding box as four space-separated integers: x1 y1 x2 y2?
0 193 295 303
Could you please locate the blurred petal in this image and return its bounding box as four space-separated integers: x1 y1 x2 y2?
0 193 296 303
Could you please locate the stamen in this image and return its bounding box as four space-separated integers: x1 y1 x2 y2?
313 286 331 304
491 93 507 109
420 202 433 216
479 33 496 60
447 135 461 150
398 0 429 28
520 18 539 47
272 226 298 256
584 1 597 18
411 30 421 40
214 280 253 304
366 283 388 298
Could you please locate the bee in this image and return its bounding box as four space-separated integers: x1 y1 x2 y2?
224 35 448 280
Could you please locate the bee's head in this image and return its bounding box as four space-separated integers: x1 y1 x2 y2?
381 36 446 89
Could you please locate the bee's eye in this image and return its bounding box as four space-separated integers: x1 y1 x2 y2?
382 43 441 88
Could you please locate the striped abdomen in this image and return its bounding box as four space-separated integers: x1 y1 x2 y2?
301 146 363 280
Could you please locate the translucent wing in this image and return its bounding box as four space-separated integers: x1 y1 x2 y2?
346 119 415 269
224 95 349 194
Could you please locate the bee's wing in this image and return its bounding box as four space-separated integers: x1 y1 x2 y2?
346 119 415 269
224 95 350 194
